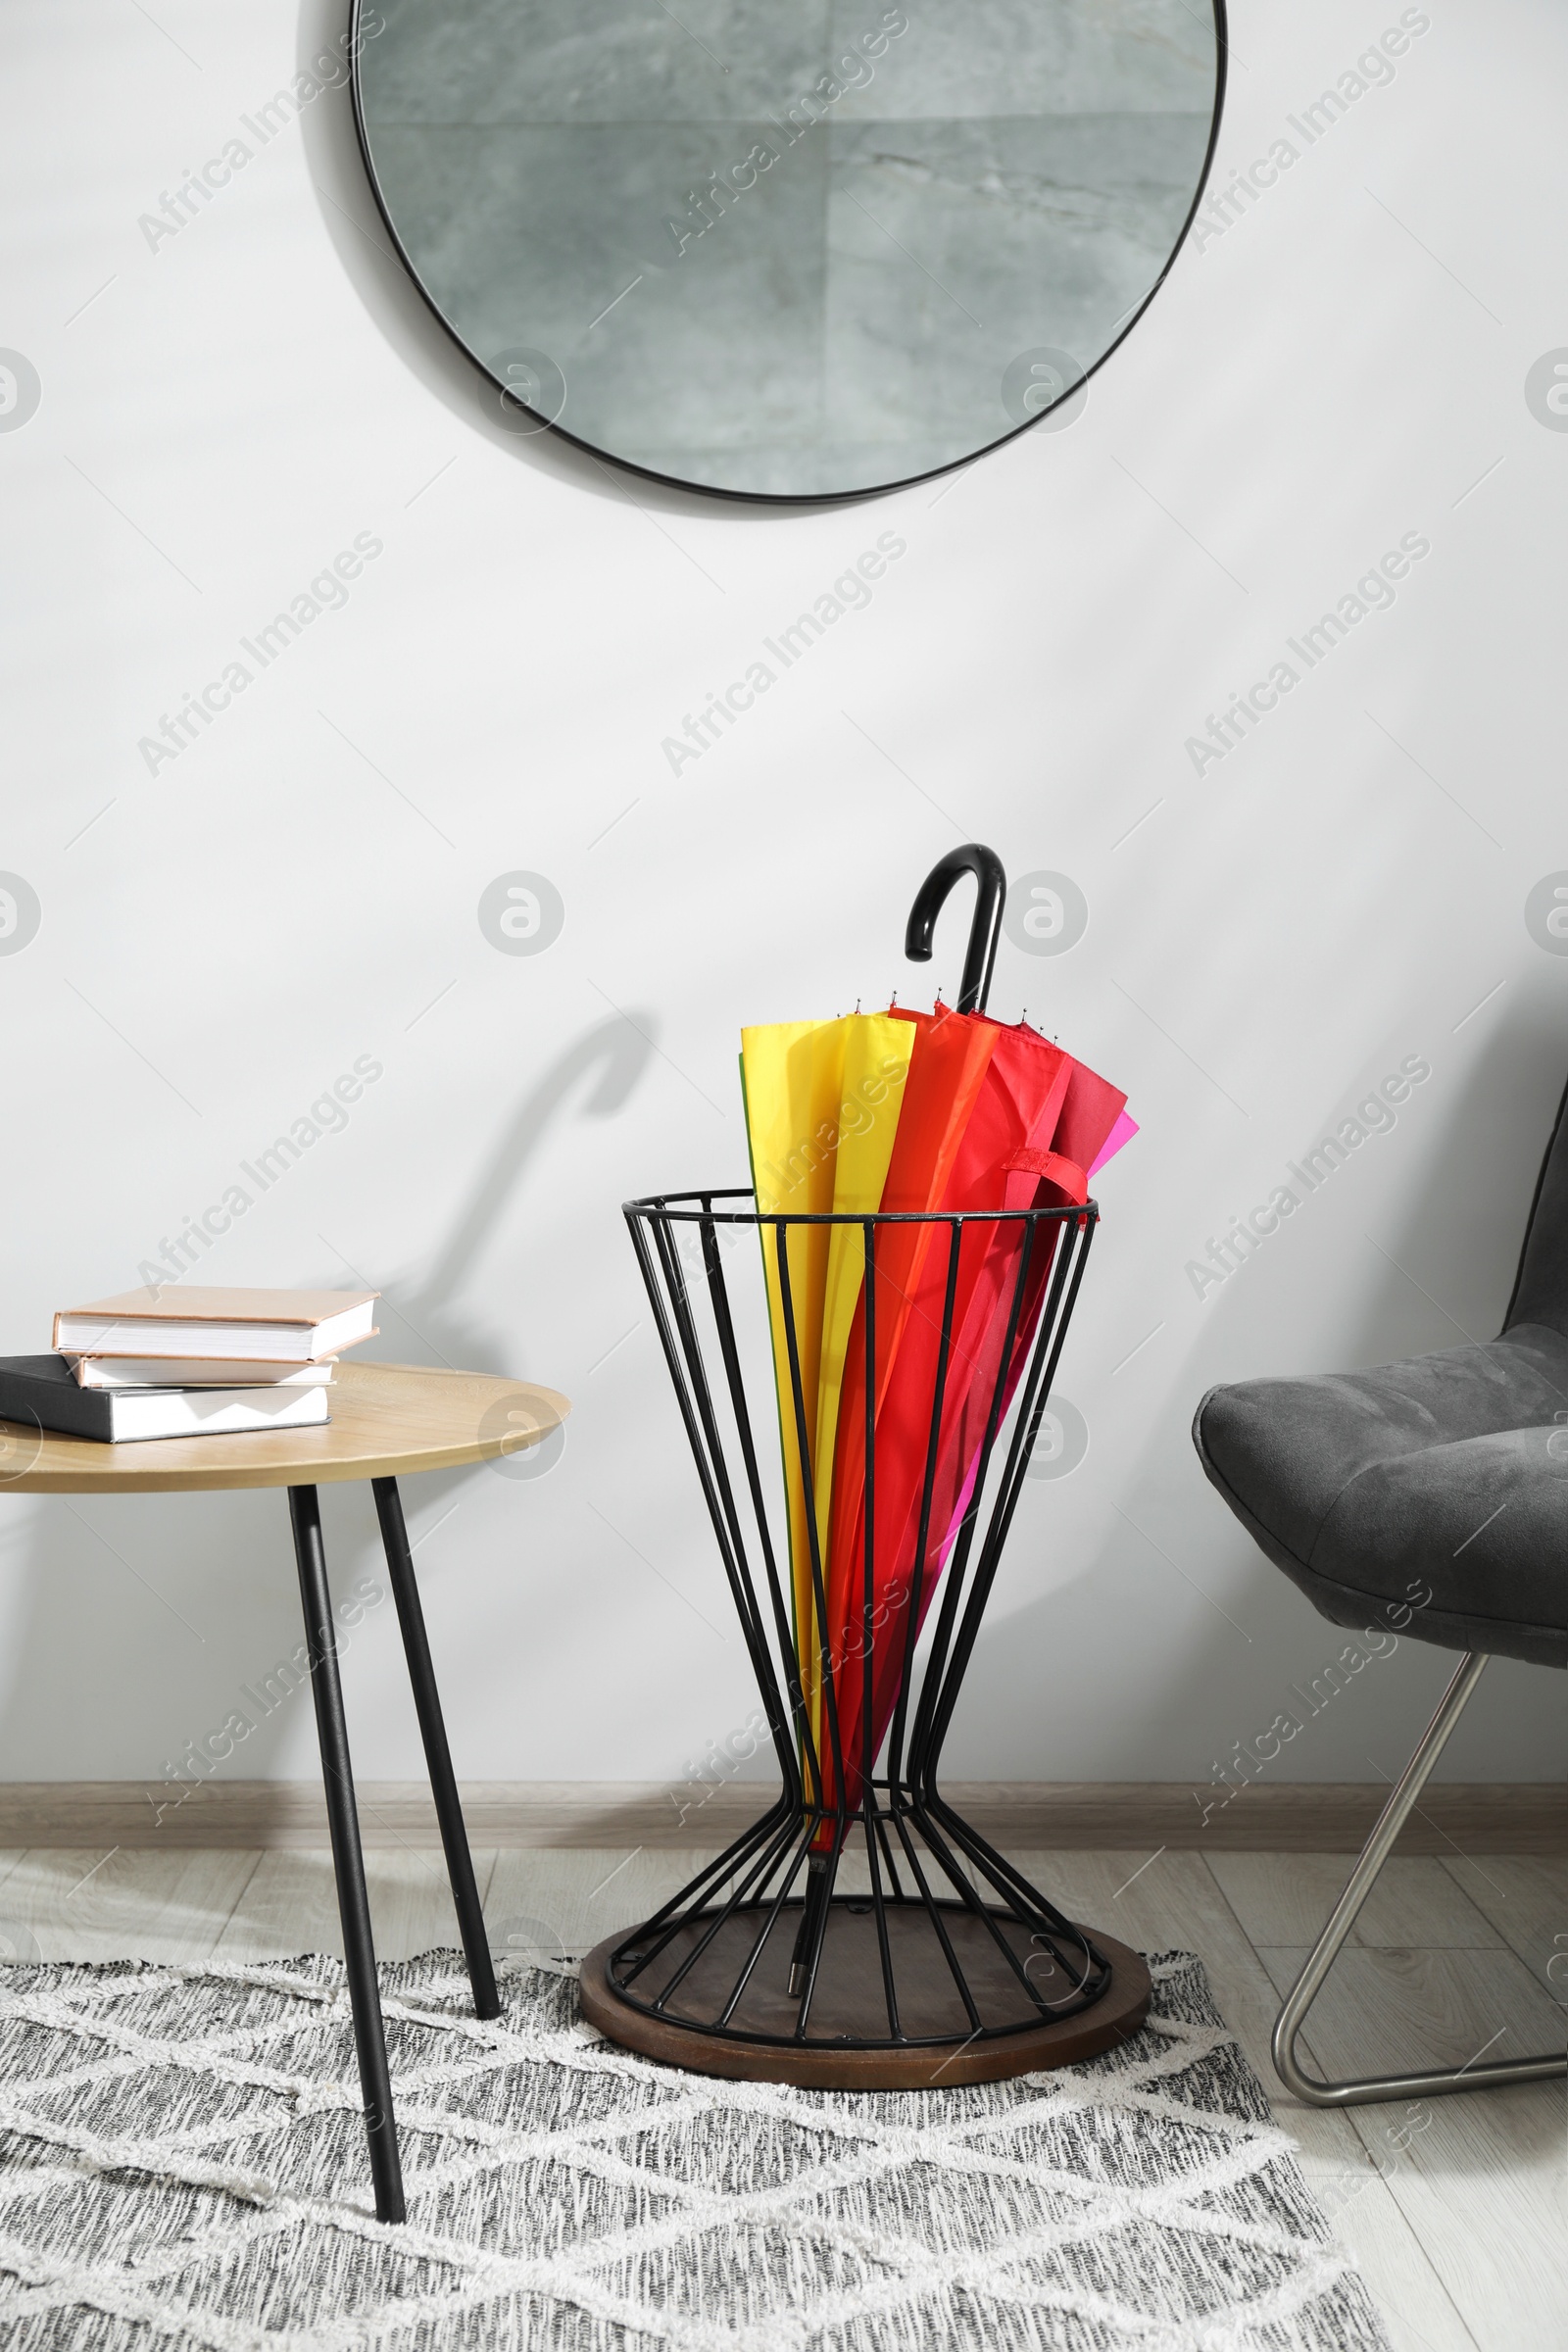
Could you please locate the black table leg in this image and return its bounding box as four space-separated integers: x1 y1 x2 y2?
372 1475 501 2021
288 1484 406 2225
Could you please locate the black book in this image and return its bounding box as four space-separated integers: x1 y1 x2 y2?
0 1356 330 1445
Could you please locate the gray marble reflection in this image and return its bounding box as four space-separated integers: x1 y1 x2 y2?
364 0 832 124
823 114 1210 449
371 124 830 453
366 0 1215 123
359 0 1220 493
830 0 1216 120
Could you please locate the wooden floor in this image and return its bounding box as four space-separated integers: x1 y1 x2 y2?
0 1843 1560 2351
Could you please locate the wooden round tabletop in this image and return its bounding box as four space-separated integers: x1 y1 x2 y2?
0 1361 569 1494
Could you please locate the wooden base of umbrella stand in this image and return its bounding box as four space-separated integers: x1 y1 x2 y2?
580 1901 1151 2090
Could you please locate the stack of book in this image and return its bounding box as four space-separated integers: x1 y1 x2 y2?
0 1288 379 1443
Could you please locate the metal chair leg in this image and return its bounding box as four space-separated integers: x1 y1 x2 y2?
372 1476 501 2020
1273 1650 1568 2107
289 1485 406 2223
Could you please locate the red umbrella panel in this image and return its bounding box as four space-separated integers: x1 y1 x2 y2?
816 1011 1130 1824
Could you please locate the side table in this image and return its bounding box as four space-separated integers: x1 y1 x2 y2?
0 1359 569 2223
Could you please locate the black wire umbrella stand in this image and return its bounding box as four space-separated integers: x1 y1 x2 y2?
578 850 1152 2088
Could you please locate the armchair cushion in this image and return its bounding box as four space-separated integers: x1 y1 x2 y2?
1195 1325 1568 1667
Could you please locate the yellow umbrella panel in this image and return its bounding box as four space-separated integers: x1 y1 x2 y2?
740 1015 910 1794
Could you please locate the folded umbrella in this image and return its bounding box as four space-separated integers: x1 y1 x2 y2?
738 850 1136 1838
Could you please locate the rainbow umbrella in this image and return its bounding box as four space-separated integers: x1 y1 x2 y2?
740 850 1136 1830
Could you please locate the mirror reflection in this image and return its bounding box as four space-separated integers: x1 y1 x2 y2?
356 1 1222 499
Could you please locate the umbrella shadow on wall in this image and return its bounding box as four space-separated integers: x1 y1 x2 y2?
948 1006 1568 1806
366 1011 657 1377
0 1017 657 1838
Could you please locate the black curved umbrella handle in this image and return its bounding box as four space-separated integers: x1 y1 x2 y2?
904 844 1006 1014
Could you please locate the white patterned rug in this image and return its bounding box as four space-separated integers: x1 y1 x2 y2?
0 1947 1389 2350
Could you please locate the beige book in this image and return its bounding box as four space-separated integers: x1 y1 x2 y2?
54 1287 378 1363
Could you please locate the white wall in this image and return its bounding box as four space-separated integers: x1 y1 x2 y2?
2 0 1563 1796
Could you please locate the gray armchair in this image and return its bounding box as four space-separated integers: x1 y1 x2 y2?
1194 1078 1568 2107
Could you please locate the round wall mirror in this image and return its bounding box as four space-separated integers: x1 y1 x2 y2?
353 1 1224 502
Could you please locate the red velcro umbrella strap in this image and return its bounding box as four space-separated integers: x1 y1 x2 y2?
1004 1147 1089 1203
